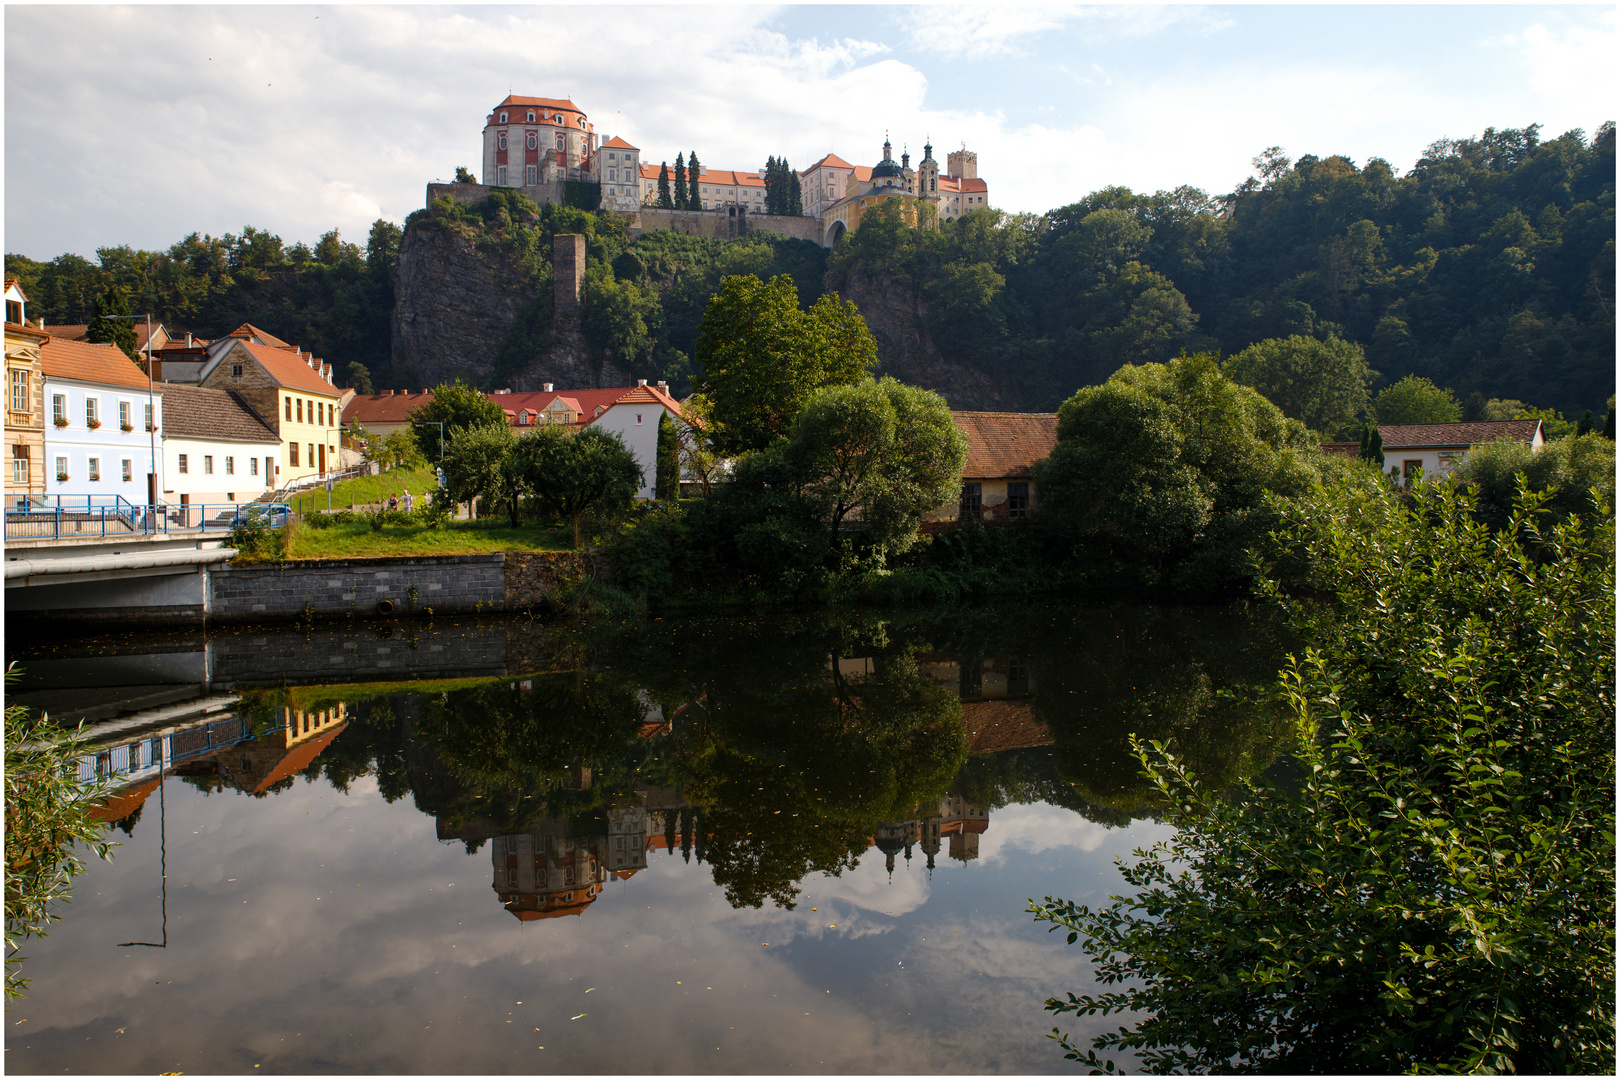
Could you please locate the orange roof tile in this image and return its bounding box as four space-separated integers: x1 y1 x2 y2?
4 321 51 342
961 700 1052 754
804 153 855 171
40 337 151 390
952 411 1057 479
603 384 683 415
601 135 638 151
91 777 162 824
497 95 584 115
961 178 988 192
252 724 346 795
225 322 295 350
1376 420 1542 449
234 340 339 396
345 392 436 425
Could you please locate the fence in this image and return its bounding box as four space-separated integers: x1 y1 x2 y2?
5 495 290 541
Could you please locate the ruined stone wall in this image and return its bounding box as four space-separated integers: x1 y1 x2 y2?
629 208 824 244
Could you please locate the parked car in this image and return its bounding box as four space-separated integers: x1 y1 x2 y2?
231 502 292 528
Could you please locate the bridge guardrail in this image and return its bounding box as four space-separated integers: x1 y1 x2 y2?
5 496 292 542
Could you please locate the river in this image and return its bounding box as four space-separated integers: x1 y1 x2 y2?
4 601 1288 1074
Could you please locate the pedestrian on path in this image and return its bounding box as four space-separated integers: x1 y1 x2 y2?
388 492 399 511
400 489 414 513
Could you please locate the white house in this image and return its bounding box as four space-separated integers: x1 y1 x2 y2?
584 382 684 500
40 336 163 505
1325 419 1545 485
158 383 282 506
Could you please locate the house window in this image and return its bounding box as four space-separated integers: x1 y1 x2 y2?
296 399 303 423
497 165 508 186
1007 481 1030 518
85 397 98 426
959 482 982 520
119 401 131 429
1403 460 1423 486
52 394 65 424
122 459 132 482
636 413 643 425
88 457 100 481
231 364 243 378
307 443 314 467
203 455 213 475
12 446 28 484
226 456 235 475
10 369 29 413
178 453 188 474
289 443 299 467
145 403 154 431
54 456 67 481
525 165 537 185
250 457 259 476
285 396 292 420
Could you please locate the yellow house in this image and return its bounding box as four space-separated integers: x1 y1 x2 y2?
5 279 49 500
197 325 345 486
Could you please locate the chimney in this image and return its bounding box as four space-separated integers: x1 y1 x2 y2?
637 379 647 387
386 389 395 396
421 389 429 395
656 381 668 393
186 332 193 347
543 382 554 393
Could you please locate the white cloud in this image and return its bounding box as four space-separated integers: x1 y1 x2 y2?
1498 11 1618 120
901 4 1230 60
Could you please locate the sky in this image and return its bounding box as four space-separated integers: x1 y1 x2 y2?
4 4 1614 261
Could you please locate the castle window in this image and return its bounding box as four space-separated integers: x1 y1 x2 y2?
498 134 507 150
526 111 534 122
527 133 537 150
499 112 508 123
556 134 565 150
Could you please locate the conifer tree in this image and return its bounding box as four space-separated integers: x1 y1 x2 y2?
673 152 687 209
657 162 673 209
764 156 780 215
788 169 802 215
686 151 702 209
1577 409 1595 436
85 287 138 362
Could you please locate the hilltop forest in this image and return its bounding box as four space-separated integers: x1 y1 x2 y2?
6 121 1613 419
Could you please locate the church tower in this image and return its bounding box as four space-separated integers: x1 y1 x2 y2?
919 140 940 197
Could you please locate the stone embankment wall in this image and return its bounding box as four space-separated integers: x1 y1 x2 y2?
627 207 824 244
210 551 590 624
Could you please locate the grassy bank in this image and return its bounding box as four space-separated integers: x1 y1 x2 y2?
288 465 437 515
288 518 574 559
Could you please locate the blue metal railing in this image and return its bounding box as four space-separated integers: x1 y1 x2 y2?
5 496 291 541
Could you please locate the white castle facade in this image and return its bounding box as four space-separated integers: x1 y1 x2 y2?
478 94 989 244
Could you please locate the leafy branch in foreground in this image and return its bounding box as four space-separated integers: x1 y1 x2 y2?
4 665 117 998
1031 481 1615 1073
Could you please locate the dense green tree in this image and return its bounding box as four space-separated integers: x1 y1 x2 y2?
1223 334 1375 436
453 166 477 184
344 362 373 395
655 412 680 500
84 288 139 361
438 421 514 516
410 381 508 461
1372 374 1462 424
1032 353 1319 591
1450 431 1614 530
1035 480 1615 1074
696 274 878 455
686 152 703 210
673 153 688 209
657 162 673 209
723 378 967 571
509 424 641 546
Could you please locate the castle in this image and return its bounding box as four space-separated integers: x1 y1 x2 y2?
474 94 988 246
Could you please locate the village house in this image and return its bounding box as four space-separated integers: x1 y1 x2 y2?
1323 419 1545 484
925 411 1059 525
343 390 435 440
196 324 346 486
40 336 162 504
5 279 49 501
493 380 683 499
157 384 282 506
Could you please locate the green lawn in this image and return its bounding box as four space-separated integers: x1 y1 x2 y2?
289 518 575 559
288 465 438 515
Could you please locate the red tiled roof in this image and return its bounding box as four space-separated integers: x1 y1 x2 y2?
952 411 1058 479
601 135 638 151
234 340 339 396
91 777 161 824
4 321 51 341
40 337 151 390
1377 419 1542 449
604 384 683 414
42 323 90 340
639 164 765 189
960 178 988 192
804 153 854 171
496 95 584 116
225 323 295 350
961 700 1052 754
345 392 436 425
160 384 280 443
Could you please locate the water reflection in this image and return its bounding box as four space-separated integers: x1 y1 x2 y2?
6 603 1289 1074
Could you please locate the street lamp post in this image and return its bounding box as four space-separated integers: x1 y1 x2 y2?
105 313 157 526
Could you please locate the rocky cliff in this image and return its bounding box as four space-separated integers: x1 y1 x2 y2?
391 223 628 391
835 265 1010 410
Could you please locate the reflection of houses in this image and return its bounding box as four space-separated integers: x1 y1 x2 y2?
876 795 990 874
215 704 348 796
491 821 607 921
919 654 1033 701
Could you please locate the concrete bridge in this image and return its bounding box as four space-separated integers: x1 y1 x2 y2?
5 531 237 624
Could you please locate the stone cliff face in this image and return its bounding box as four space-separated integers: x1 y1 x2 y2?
391 223 628 391
835 265 1009 410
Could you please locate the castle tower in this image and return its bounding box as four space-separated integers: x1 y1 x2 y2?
919 140 939 195
947 146 977 181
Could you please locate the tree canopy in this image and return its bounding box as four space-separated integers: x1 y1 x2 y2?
411 381 509 461
1223 334 1375 436
696 274 878 455
1372 373 1462 424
